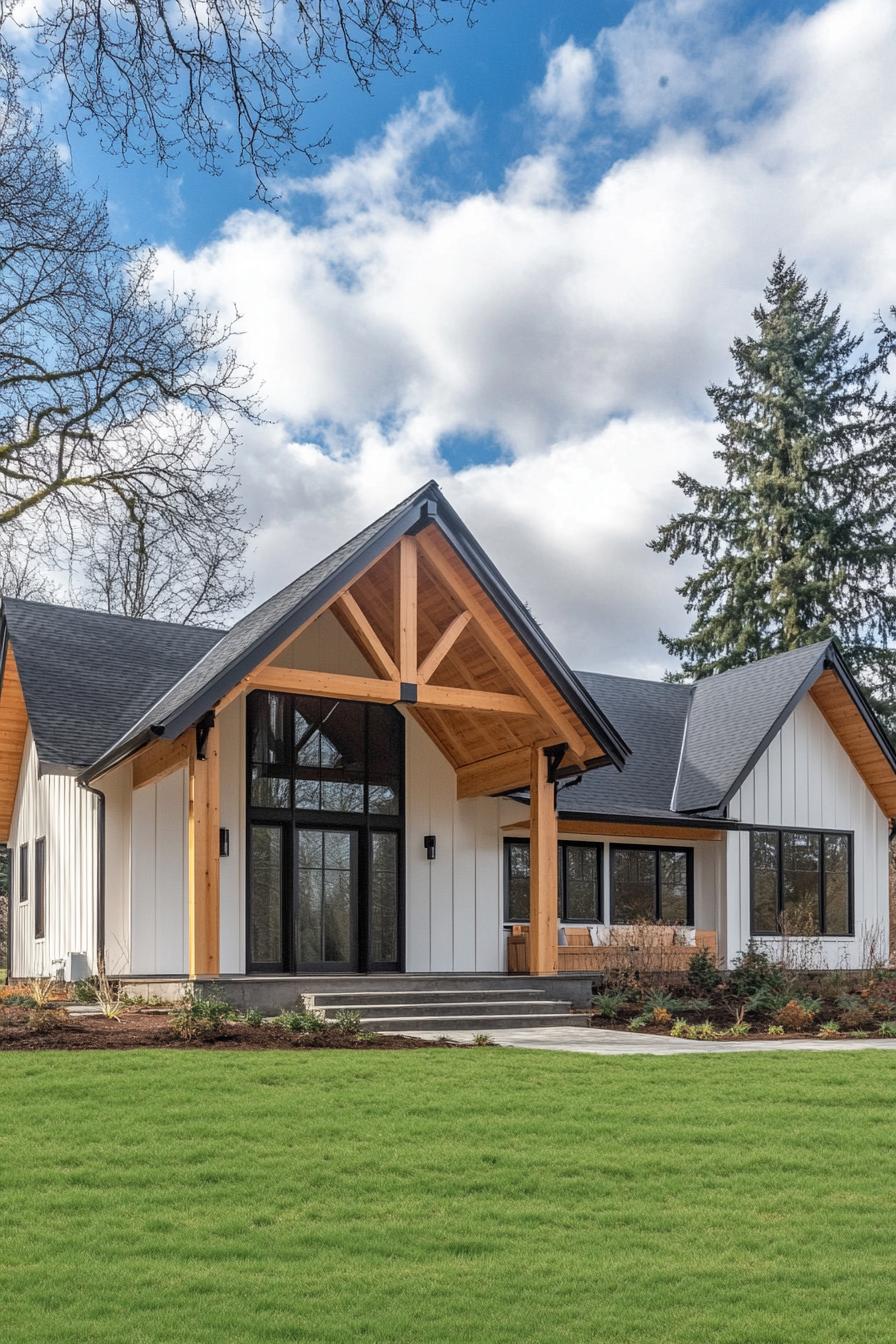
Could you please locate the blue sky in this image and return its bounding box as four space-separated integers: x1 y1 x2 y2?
47 0 896 675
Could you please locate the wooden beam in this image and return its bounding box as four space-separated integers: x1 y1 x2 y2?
415 529 588 762
529 746 559 975
246 667 402 703
418 610 472 683
335 590 400 680
131 730 192 791
188 726 220 977
0 646 28 845
504 818 724 843
416 684 536 717
397 535 418 683
457 746 532 799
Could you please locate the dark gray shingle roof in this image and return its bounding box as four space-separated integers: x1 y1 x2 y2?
559 672 692 820
1 599 223 771
672 640 832 813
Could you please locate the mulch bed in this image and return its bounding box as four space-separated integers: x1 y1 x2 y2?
0 1006 464 1052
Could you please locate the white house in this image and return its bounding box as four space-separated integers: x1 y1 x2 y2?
2 482 895 1011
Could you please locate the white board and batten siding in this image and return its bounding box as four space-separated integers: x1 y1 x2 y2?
725 694 890 968
8 728 98 978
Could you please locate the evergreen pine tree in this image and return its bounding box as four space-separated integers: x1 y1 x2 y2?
652 254 896 733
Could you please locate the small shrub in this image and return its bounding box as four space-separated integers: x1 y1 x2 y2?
679 996 712 1016
27 1006 69 1033
591 991 628 1019
649 1006 673 1027
669 1018 689 1038
766 1024 785 1037
28 977 59 1007
692 1020 719 1041
817 1020 841 1039
836 994 876 1031
878 1021 896 1038
170 993 233 1041
687 945 722 994
472 1033 494 1046
93 969 125 1020
628 1012 652 1031
848 1030 870 1039
724 1020 751 1038
745 986 789 1019
72 979 98 1003
274 1009 328 1033
727 944 784 999
242 1008 265 1027
643 988 677 1012
333 1009 363 1035
0 992 34 1007
772 999 815 1033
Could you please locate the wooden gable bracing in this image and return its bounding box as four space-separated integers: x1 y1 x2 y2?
0 645 28 844
218 522 610 800
810 667 896 818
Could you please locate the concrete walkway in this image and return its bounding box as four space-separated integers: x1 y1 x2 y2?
407 1025 896 1054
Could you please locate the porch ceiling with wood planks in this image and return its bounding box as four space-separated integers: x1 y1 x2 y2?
231 525 611 799
0 646 27 844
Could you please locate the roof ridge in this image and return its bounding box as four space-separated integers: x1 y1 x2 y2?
2 595 226 636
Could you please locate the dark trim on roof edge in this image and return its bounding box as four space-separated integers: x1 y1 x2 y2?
81 484 629 782
557 808 738 831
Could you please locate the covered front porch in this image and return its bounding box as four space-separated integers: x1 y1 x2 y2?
97 487 628 983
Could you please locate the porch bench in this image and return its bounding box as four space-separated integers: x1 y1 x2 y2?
506 926 718 974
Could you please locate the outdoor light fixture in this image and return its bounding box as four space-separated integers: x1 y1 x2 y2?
219 827 230 858
424 834 437 861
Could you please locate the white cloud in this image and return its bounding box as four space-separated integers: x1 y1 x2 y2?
531 39 596 129
160 0 896 678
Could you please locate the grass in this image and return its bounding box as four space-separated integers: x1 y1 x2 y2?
1 1049 895 1343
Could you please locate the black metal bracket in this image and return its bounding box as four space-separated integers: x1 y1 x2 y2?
400 682 418 704
544 742 567 785
195 710 216 761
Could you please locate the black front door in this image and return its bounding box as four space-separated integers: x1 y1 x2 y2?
246 691 404 973
294 827 358 972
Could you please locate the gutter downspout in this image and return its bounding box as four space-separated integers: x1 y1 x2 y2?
80 784 106 976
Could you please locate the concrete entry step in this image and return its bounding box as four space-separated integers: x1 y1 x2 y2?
359 1012 590 1033
306 988 549 1007
317 999 576 1020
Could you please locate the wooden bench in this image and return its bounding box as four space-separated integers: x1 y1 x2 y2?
506 926 718 974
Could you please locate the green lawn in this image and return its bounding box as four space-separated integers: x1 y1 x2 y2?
1 1049 894 1343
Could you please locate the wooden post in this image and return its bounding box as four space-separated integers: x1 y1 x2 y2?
188 723 220 976
528 746 558 975
396 535 418 683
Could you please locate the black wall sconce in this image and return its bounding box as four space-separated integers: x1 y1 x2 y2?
424 834 437 861
219 827 230 858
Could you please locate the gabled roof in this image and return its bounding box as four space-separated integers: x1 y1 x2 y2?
84 481 630 781
554 640 896 826
0 600 223 773
672 640 834 814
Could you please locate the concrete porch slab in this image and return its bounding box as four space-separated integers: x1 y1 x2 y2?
401 1026 896 1054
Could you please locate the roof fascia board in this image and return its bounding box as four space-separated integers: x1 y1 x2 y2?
427 506 630 768
557 808 739 831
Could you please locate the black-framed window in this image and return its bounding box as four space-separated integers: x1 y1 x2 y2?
610 844 694 924
750 828 852 936
503 839 602 924
18 842 27 904
34 836 46 940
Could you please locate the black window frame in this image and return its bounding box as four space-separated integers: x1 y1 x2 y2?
18 842 27 904
502 838 603 925
749 826 854 937
245 690 405 974
609 843 694 925
33 836 46 940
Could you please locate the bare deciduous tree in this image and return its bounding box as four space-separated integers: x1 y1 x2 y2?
0 87 255 620
4 0 482 195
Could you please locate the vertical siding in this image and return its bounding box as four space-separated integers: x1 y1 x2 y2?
726 695 889 968
9 729 98 979
101 761 132 974
217 696 245 973
129 768 188 975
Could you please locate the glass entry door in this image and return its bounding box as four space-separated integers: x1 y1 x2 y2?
295 828 358 972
